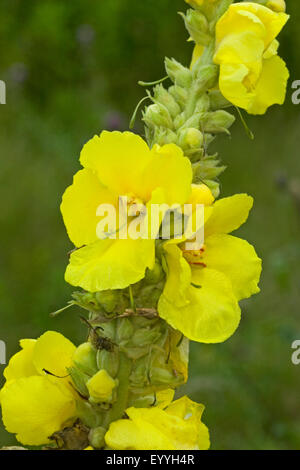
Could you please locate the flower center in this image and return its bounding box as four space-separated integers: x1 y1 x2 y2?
181 245 207 268
120 193 146 217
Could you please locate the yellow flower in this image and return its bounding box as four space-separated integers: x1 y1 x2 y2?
213 2 289 115
158 187 262 343
0 332 77 446
61 131 192 292
105 396 210 450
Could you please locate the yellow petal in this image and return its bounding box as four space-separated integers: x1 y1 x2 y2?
33 331 76 378
218 63 254 110
158 268 241 343
162 243 192 308
203 234 262 301
136 144 192 205
216 3 289 49
65 238 155 292
191 44 204 69
106 417 174 450
86 370 116 403
105 397 210 450
3 339 37 383
263 39 279 59
188 184 214 206
155 389 175 409
80 131 151 196
204 194 254 238
215 31 265 66
1 376 76 446
61 169 118 248
236 3 289 47
246 54 289 115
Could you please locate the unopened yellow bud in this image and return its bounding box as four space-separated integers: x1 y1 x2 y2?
87 369 117 403
188 184 214 206
266 0 286 12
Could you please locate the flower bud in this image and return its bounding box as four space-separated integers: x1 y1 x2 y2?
195 93 210 113
203 179 220 199
179 113 201 130
94 290 119 313
96 349 119 378
133 396 157 408
181 9 211 46
116 318 134 343
153 128 178 146
266 0 286 12
165 58 193 88
143 103 173 129
72 289 121 314
150 367 178 385
88 427 106 449
154 85 181 118
87 369 117 404
131 326 162 347
208 90 231 110
201 110 235 134
195 64 218 90
178 128 204 150
168 85 188 109
193 158 225 181
73 342 98 376
174 112 187 130
68 366 89 397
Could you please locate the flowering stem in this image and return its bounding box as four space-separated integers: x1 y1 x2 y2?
102 352 132 428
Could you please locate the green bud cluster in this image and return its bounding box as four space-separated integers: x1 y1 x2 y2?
67 311 188 447
141 0 236 196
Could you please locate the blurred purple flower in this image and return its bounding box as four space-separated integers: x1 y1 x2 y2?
8 63 28 85
104 111 127 131
76 24 95 46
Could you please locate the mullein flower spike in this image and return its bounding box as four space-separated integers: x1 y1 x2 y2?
1 0 289 450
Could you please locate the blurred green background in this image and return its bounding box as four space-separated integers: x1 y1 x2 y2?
0 0 299 450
